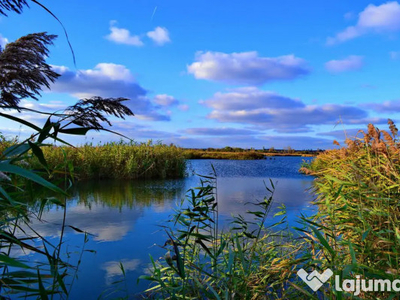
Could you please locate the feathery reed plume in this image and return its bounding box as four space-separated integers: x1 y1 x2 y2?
388 119 398 137
382 130 397 153
368 123 380 141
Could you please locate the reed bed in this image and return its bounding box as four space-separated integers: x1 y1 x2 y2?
32 141 187 180
297 119 400 299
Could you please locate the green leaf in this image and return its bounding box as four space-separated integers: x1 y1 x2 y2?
37 269 49 300
0 112 41 132
28 141 48 169
2 144 31 158
0 162 66 195
0 185 14 203
69 225 85 233
56 272 68 295
310 225 334 256
361 228 371 241
348 242 357 264
205 281 221 300
38 116 53 143
0 254 31 269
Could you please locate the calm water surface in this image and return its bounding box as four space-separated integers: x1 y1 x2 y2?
18 157 316 299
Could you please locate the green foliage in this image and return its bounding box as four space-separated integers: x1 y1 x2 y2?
25 140 187 180
295 120 400 299
140 173 302 299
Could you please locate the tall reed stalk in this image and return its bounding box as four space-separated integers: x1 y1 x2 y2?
140 171 302 299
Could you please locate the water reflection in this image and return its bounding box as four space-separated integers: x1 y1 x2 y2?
73 179 187 210
102 259 141 285
14 157 315 298
214 177 315 227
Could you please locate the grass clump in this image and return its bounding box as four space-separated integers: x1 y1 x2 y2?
298 119 400 299
30 140 187 180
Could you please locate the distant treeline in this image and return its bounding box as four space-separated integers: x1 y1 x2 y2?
183 146 321 159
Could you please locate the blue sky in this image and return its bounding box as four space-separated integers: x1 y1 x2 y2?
1 0 400 149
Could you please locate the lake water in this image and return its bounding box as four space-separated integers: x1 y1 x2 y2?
15 157 316 299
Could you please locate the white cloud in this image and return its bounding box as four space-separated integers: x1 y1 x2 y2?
51 63 142 99
201 87 304 110
0 33 8 48
50 63 170 121
325 55 364 73
327 1 400 45
105 22 143 46
147 27 171 45
201 87 379 133
187 51 310 85
153 94 179 106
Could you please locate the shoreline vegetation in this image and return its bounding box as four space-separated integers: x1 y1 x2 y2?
183 147 318 159
141 120 400 299
34 141 187 180
1 136 318 180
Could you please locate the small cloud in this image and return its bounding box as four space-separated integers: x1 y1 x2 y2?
153 94 179 106
361 99 400 113
105 21 143 46
390 51 400 60
178 104 189 111
0 33 8 48
147 26 171 45
325 55 364 73
327 1 400 45
187 51 310 85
